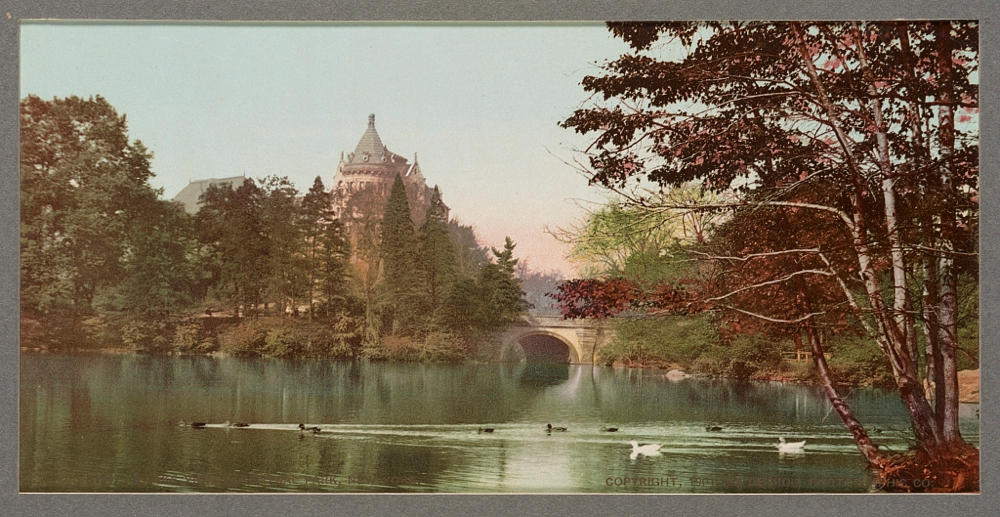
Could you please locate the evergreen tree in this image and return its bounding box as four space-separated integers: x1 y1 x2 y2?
476 237 528 332
380 174 419 333
258 176 303 316
416 187 457 321
299 177 330 319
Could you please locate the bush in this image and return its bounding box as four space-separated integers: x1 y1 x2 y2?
826 334 894 388
173 321 218 353
218 321 269 357
358 330 468 363
121 319 174 352
601 314 716 367
691 334 782 381
417 331 467 363
217 317 359 359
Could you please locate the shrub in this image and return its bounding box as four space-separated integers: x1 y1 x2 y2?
690 333 782 380
417 331 467 363
218 321 269 357
601 314 715 367
826 334 894 388
121 319 173 352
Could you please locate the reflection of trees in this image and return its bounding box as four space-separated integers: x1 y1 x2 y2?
22 355 924 492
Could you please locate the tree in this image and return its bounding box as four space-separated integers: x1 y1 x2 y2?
257 176 304 316
106 194 202 314
476 237 530 331
20 95 164 316
380 174 420 334
559 21 978 486
555 185 724 282
195 178 270 318
415 187 458 320
300 176 353 319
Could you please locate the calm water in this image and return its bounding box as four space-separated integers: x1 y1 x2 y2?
20 352 979 493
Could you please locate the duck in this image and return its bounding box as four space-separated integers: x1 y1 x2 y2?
298 423 322 434
775 437 806 453
478 427 495 433
546 424 567 432
602 427 619 432
629 441 662 459
706 425 723 432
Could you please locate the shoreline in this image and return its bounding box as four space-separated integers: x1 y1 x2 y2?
18 347 982 402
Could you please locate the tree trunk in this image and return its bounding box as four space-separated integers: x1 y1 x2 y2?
795 279 883 467
934 21 963 446
791 22 945 455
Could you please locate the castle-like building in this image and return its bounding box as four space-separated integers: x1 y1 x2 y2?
330 114 443 227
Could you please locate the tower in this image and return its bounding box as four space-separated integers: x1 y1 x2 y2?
329 114 443 227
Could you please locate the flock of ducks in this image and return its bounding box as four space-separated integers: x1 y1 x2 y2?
178 419 806 457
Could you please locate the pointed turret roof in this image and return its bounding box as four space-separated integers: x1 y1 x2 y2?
346 114 407 166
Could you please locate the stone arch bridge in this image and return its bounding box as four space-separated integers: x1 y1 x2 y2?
496 315 615 365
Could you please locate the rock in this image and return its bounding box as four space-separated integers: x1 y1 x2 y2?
958 369 979 403
665 369 691 381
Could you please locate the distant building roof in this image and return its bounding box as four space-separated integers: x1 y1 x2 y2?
343 114 409 170
171 176 245 214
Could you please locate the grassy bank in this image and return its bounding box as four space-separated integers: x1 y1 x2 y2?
597 316 913 388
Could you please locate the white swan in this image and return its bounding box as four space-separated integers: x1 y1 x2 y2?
775 437 806 453
629 441 662 459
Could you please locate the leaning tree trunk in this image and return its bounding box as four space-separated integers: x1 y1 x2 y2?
792 273 883 467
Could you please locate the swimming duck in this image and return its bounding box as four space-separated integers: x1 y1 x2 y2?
706 425 723 432
478 427 494 433
602 427 619 432
629 441 662 459
298 423 322 434
775 437 806 453
546 424 567 432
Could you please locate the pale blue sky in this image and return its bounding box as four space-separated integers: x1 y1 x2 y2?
21 23 633 274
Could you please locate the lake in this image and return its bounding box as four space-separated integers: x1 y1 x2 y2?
19 352 979 493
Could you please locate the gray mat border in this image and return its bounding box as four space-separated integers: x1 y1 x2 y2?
1 1 995 516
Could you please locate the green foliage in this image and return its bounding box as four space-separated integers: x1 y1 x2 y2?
380 174 421 333
217 318 357 359
825 334 895 388
600 314 715 366
217 320 269 357
172 321 218 353
195 178 271 317
121 319 174 352
359 331 467 363
416 187 458 320
692 334 783 381
20 95 163 315
100 197 202 313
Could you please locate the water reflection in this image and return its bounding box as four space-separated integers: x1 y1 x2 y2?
20 353 979 493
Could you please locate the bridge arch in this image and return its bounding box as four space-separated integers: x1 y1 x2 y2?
499 329 582 364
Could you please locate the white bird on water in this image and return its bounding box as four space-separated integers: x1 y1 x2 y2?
629 441 662 459
775 437 806 453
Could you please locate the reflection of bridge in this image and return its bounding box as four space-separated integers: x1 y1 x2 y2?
497 315 615 365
